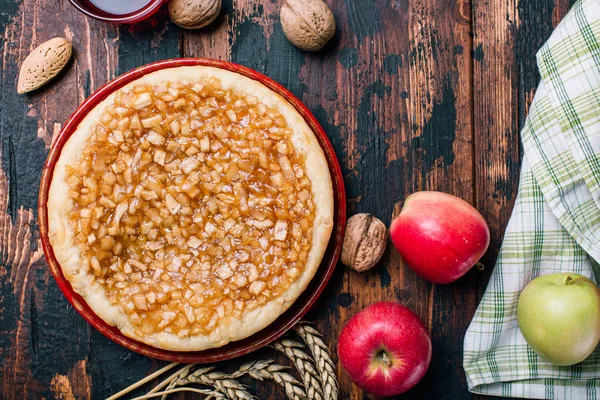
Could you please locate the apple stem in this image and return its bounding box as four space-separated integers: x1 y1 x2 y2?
565 275 573 285
381 351 391 367
476 262 485 271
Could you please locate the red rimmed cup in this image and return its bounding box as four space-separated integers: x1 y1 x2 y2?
38 58 346 362
68 0 165 23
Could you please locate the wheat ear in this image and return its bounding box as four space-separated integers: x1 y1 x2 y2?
236 359 307 400
156 363 198 400
107 323 339 400
295 324 339 400
176 367 256 400
273 339 324 400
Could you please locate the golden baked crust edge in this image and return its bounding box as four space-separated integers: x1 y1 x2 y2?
47 66 334 351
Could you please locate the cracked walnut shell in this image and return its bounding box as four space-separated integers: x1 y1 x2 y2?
280 0 336 51
341 213 387 272
169 0 222 29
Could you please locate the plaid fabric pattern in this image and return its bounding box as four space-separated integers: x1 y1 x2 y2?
463 0 600 398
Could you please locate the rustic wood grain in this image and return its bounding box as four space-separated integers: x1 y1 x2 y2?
468 3 574 400
0 0 579 399
0 2 178 399
471 0 575 295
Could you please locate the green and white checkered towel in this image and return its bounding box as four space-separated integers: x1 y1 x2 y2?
463 0 600 398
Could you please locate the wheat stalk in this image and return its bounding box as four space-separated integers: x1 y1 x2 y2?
273 339 324 400
106 362 181 400
133 387 225 400
159 363 197 400
235 359 307 400
178 367 255 400
159 358 306 400
107 322 337 400
295 324 339 400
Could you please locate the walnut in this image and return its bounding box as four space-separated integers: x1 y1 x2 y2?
168 0 222 30
280 0 336 51
341 213 387 272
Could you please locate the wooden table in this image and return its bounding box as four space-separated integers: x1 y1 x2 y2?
0 0 577 398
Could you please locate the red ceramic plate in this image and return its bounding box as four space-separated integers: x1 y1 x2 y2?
38 59 346 362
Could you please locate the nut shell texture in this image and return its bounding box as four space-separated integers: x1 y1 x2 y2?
169 0 222 29
341 213 387 272
17 37 72 94
280 0 336 51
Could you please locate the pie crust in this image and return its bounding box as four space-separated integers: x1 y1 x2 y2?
47 66 334 351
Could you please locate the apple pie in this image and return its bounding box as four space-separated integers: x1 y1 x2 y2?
47 66 334 351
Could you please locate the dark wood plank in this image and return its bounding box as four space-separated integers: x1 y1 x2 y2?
0 2 181 399
471 0 575 291
471 0 573 398
470 0 574 395
397 1 475 398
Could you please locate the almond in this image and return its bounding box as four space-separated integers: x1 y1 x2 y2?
17 37 72 94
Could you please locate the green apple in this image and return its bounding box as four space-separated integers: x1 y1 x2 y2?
517 273 600 366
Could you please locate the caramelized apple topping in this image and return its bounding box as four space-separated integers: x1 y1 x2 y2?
65 78 315 337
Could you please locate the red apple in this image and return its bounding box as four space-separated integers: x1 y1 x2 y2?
337 302 432 397
389 191 490 284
